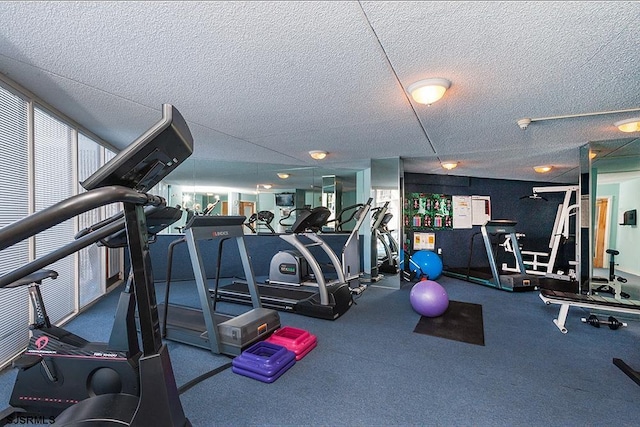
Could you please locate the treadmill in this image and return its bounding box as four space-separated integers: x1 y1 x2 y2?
158 215 281 357
443 220 539 292
216 207 354 320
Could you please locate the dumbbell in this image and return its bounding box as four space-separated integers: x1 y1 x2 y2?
581 315 627 330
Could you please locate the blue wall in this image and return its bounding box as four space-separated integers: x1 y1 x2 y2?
404 173 576 271
147 232 354 283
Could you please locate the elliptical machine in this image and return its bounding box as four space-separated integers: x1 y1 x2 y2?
268 207 342 287
244 210 276 234
371 202 400 274
269 199 372 289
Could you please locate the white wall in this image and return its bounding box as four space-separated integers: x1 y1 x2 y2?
616 177 640 275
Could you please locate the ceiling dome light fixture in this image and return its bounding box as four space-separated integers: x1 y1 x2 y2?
309 150 328 160
277 173 290 179
407 78 451 105
262 184 272 189
441 162 458 170
614 118 640 133
533 165 553 173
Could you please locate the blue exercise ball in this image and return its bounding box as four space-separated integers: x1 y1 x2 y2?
410 279 449 317
410 250 443 280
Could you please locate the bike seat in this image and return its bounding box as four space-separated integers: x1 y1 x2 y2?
5 269 58 289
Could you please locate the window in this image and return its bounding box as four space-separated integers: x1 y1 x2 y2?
33 107 76 324
78 133 104 306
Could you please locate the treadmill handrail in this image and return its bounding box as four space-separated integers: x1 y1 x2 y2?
480 220 527 288
342 197 373 255
98 206 182 248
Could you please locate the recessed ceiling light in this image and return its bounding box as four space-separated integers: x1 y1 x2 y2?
441 162 458 170
614 118 640 133
277 173 290 179
407 78 451 105
533 165 552 173
309 150 327 160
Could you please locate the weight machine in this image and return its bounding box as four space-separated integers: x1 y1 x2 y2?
501 185 579 281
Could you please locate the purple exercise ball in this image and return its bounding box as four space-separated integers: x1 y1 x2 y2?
410 279 449 317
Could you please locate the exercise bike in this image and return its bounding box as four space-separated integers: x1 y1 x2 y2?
1 103 193 426
2 205 181 420
591 249 629 300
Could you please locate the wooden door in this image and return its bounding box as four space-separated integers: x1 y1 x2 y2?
593 197 609 268
239 201 255 218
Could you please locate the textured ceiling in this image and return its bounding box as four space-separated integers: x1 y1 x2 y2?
1 1 639 191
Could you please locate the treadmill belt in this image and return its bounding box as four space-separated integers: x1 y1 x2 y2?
158 303 228 331
444 267 493 281
221 281 316 301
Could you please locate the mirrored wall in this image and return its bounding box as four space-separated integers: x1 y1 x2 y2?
583 137 640 300
153 156 404 287
157 158 367 234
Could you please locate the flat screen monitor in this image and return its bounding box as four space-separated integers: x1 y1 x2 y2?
275 193 295 207
81 104 193 192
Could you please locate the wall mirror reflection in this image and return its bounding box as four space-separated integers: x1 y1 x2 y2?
153 156 404 287
157 158 365 235
588 137 640 301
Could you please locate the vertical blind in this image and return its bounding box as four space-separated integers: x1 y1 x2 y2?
0 77 126 368
0 85 30 364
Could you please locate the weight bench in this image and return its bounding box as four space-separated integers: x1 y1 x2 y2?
539 288 640 387
539 288 640 334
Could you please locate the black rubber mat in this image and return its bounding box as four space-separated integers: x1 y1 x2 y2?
413 300 485 346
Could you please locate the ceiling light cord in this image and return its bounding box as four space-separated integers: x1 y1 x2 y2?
357 1 438 155
518 107 640 129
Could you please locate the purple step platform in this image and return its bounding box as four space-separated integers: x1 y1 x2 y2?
232 341 296 383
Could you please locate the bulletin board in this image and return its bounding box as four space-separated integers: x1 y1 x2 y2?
403 193 453 231
403 193 491 231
